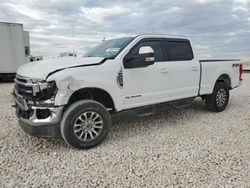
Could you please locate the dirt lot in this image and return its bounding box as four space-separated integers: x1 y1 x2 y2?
0 74 250 187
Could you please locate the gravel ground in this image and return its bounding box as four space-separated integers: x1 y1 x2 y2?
0 74 250 187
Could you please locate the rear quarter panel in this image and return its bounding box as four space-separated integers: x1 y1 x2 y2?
200 61 240 95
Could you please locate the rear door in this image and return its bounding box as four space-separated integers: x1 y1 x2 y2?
162 40 200 100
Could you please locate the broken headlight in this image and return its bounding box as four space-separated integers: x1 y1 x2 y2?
35 81 58 102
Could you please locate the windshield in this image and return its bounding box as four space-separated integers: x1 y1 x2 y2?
84 37 134 59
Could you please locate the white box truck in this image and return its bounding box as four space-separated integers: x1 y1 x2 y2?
0 22 30 81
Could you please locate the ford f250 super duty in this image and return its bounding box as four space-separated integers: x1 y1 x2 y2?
13 34 243 149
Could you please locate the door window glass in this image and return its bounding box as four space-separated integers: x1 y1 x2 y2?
130 41 164 62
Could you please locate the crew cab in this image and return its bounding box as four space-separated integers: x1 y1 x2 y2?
13 34 243 149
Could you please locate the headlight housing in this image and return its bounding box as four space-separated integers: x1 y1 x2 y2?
33 81 57 102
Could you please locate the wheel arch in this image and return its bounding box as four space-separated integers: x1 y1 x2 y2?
67 87 116 112
216 74 232 89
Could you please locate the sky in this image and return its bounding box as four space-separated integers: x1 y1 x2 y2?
0 0 250 59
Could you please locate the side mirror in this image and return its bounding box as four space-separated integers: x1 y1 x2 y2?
139 46 154 55
124 46 155 68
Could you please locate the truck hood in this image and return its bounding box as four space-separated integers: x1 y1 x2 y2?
17 56 105 80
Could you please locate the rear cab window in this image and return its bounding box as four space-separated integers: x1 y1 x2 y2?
163 39 194 61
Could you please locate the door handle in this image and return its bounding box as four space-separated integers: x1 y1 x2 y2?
160 68 169 73
192 67 199 71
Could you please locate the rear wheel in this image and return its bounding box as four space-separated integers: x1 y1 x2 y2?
60 100 111 149
205 82 229 112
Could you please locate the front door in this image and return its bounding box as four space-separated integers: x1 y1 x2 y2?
122 39 171 109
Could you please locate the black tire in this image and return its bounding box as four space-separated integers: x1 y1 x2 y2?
205 82 229 112
60 100 111 149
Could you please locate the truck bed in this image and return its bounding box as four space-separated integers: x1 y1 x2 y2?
199 59 241 96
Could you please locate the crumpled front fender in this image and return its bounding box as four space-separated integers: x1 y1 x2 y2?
53 76 87 106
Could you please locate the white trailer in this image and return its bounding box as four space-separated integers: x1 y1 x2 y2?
0 22 30 80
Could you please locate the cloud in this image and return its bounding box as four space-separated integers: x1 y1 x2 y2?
194 0 222 4
5 2 46 20
233 0 250 14
0 0 249 59
79 6 129 24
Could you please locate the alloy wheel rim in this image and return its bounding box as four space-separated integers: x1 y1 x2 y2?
73 111 103 141
216 88 227 107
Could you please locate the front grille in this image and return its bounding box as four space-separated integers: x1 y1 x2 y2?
16 76 27 83
15 95 25 109
15 84 33 97
14 75 34 98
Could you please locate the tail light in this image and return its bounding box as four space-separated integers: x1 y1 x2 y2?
239 64 243 81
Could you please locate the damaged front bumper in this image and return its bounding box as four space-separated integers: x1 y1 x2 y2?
14 74 63 137
16 105 64 137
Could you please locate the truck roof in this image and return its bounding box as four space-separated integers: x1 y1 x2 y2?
134 34 189 40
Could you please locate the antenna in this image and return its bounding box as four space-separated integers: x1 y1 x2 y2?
71 25 75 53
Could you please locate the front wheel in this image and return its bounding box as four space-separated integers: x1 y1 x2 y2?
205 82 230 112
60 100 111 149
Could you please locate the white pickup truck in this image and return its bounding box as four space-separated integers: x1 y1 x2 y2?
14 34 243 149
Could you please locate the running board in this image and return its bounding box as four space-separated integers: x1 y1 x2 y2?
169 98 193 109
133 105 156 117
120 97 195 117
